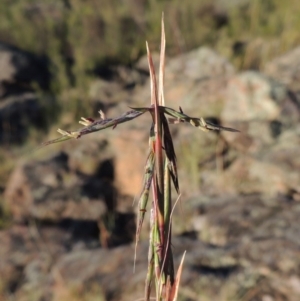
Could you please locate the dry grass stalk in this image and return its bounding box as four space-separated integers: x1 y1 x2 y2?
40 14 238 301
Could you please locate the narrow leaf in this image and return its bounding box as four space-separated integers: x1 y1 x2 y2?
145 209 155 301
39 134 72 148
161 113 179 193
147 40 165 246
169 251 186 301
135 150 155 245
158 13 166 106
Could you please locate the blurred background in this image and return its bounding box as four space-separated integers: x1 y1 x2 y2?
1 0 300 300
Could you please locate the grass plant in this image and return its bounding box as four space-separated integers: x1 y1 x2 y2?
40 15 238 301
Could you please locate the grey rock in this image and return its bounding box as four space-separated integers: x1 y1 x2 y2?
166 47 235 82
0 42 53 144
222 71 286 122
4 152 107 222
133 47 235 118
264 46 300 90
0 92 52 144
0 42 50 92
221 71 300 153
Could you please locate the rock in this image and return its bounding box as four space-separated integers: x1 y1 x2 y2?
222 71 286 122
264 46 300 91
221 71 300 153
0 42 50 93
111 125 150 197
187 193 300 300
2 227 299 301
88 79 130 116
0 42 53 144
2 191 300 301
201 138 300 197
195 192 300 250
4 152 107 222
56 130 113 176
0 224 70 296
135 52 160 74
133 47 235 118
216 71 300 197
0 92 52 144
166 47 235 82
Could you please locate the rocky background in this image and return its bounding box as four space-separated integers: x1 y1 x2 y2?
1 1 300 301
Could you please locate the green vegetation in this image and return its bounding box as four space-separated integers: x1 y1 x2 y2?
0 196 11 230
1 0 300 106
